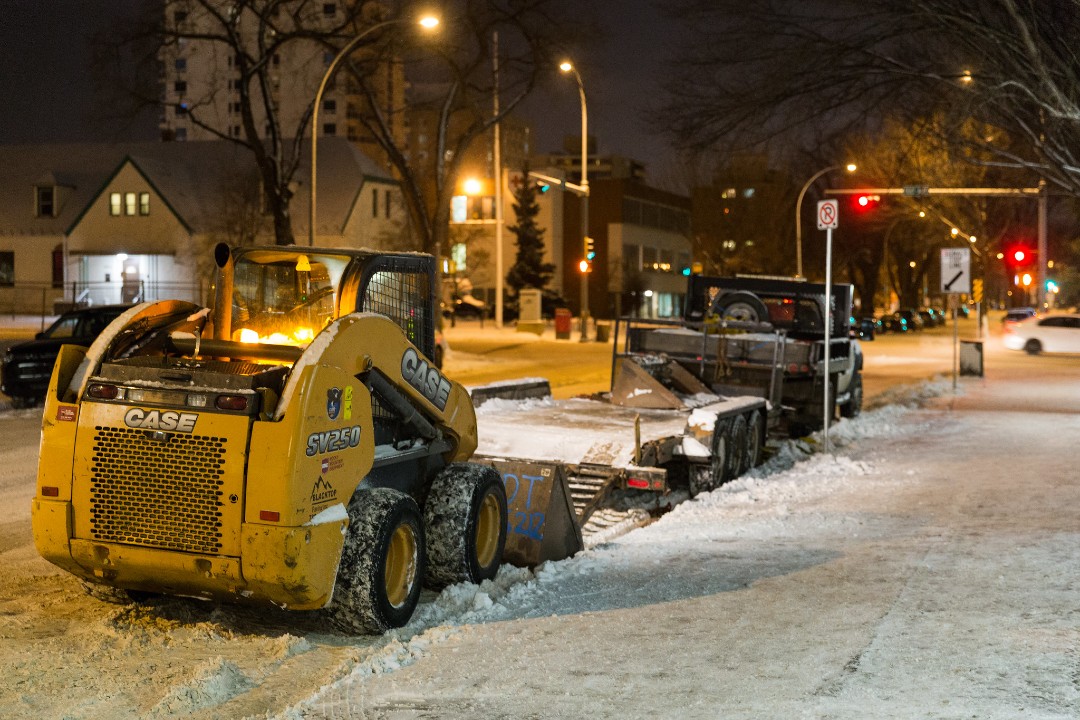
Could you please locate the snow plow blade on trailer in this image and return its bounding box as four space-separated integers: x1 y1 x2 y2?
469 376 768 565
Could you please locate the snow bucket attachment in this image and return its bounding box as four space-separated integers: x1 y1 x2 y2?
482 459 583 567
610 355 710 410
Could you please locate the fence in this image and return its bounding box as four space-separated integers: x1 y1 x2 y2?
0 281 207 321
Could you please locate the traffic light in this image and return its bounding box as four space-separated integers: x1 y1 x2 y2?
584 236 595 261
578 259 591 273
536 180 551 193
853 194 880 211
1003 244 1034 269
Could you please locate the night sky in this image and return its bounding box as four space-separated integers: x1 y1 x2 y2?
0 1 679 180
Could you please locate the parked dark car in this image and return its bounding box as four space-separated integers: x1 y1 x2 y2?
1 304 132 408
886 308 924 333
850 316 878 340
1002 307 1037 325
442 293 489 321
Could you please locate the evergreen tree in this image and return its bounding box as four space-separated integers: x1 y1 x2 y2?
506 164 555 295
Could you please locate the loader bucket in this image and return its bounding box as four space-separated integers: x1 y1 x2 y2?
610 356 709 409
483 459 583 566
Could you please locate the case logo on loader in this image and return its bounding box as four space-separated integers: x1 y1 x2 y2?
124 408 199 433
401 347 451 411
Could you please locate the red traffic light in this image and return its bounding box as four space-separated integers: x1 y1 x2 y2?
1004 245 1034 267
853 194 880 210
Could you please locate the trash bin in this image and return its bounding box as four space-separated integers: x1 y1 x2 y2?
595 321 611 343
554 308 572 340
959 340 984 377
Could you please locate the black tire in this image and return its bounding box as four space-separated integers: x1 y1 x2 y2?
840 374 863 418
725 413 749 478
423 463 507 589
744 410 764 469
328 487 425 634
709 291 769 324
1024 339 1042 355
689 417 730 497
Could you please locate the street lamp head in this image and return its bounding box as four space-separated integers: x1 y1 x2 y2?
463 177 483 195
845 163 857 173
418 15 440 29
559 61 573 73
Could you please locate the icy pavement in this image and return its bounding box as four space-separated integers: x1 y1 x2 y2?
275 377 1080 719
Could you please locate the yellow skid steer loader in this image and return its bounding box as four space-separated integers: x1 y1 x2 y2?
33 244 507 633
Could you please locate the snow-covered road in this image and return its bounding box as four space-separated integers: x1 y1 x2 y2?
1 346 1078 718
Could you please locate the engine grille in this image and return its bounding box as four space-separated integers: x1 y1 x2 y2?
88 426 228 554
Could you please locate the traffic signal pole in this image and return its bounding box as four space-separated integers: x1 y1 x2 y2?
827 185 1049 309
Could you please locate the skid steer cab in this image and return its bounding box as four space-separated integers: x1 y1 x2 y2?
32 244 508 633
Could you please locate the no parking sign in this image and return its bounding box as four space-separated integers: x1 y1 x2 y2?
817 200 839 229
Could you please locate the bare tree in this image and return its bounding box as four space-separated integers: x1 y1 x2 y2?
659 0 1080 195
103 0 580 250
338 0 578 268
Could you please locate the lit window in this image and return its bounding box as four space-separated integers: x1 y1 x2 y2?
743 188 755 198
125 193 137 216
451 243 467 271
109 193 122 216
721 187 736 199
450 196 467 223
139 192 150 216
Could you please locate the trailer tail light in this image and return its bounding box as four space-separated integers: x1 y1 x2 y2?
216 395 249 411
86 383 120 400
41 486 59 497
259 510 280 522
626 477 650 489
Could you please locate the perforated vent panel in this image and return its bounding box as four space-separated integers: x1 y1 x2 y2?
88 426 227 554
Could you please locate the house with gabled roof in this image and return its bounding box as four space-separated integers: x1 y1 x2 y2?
0 138 403 313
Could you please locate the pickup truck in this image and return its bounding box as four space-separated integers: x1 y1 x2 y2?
617 275 864 438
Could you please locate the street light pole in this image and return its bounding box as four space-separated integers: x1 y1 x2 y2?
309 15 438 247
795 163 855 277
560 61 590 340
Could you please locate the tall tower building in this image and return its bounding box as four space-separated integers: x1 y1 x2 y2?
158 1 406 159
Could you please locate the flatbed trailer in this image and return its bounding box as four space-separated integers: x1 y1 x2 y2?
469 384 768 565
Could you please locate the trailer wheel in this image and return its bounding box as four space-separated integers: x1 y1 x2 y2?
423 463 507 589
328 487 425 634
744 410 764 469
689 419 728 496
709 291 769 324
725 414 749 478
840 375 863 418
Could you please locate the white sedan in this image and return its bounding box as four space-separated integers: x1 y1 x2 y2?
1003 313 1080 354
